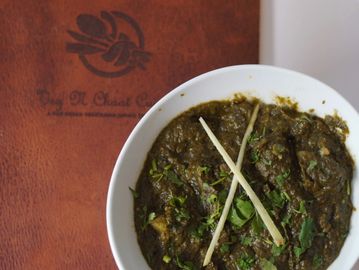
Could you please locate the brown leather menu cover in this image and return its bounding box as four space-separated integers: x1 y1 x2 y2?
0 0 259 268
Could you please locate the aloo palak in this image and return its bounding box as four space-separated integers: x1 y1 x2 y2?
132 98 353 270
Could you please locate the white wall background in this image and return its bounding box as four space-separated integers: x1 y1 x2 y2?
260 0 359 111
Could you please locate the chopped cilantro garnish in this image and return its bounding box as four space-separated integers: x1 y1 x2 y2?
271 242 287 257
198 165 210 174
250 149 260 163
248 128 266 144
163 255 171 264
228 198 255 228
220 243 230 254
235 198 255 219
169 195 190 223
294 247 303 258
149 160 183 186
195 193 223 232
218 190 228 204
141 207 156 231
259 258 277 270
307 160 317 171
175 256 197 270
236 254 255 270
174 208 190 222
251 212 264 235
300 218 315 249
228 207 243 228
240 235 252 246
294 201 307 214
294 217 315 258
210 170 231 186
281 191 291 201
263 158 273 166
313 254 323 269
275 170 290 186
166 170 183 186
164 164 172 170
210 178 225 186
128 187 139 198
266 189 287 209
151 159 157 172
190 223 207 239
148 212 156 222
219 170 230 178
169 195 187 207
248 131 261 144
281 213 292 228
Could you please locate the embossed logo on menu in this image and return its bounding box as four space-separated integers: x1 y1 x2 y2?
66 11 151 78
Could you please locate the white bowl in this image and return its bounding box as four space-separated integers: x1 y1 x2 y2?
106 65 359 270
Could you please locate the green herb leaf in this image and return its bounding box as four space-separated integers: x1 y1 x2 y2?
210 178 226 186
228 198 255 228
128 187 139 198
307 160 317 171
140 206 148 231
175 256 197 270
271 242 287 257
218 190 228 204
250 149 260 163
148 212 156 222
294 201 307 214
248 128 266 144
169 196 190 222
281 191 291 201
266 190 286 209
210 170 231 186
240 235 252 246
259 258 277 270
219 170 230 178
166 170 183 186
169 196 187 207
164 164 172 171
263 158 273 166
163 255 171 264
294 217 315 258
141 208 156 231
149 159 164 180
281 213 292 227
174 208 190 222
220 243 230 254
236 254 255 270
228 207 245 228
248 131 261 144
313 254 323 269
207 194 218 204
190 223 207 239
275 170 290 186
299 218 315 250
151 159 157 172
294 246 304 258
198 165 210 174
251 212 264 235
235 198 255 219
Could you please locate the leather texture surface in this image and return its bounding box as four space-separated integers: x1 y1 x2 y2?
0 0 259 269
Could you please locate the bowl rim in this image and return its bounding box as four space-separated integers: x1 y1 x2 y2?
106 64 359 269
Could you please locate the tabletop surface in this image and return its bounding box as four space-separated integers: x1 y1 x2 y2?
0 0 259 269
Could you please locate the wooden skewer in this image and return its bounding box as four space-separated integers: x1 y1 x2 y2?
199 115 285 258
203 104 260 266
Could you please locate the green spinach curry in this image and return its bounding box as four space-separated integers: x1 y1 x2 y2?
133 98 353 270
